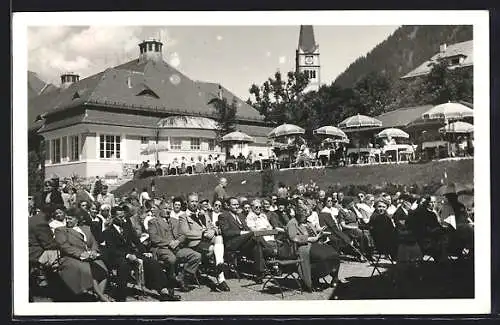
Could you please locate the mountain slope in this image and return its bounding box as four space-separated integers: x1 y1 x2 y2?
334 25 473 88
28 71 58 99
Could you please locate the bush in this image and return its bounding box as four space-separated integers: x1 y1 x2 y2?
261 169 275 197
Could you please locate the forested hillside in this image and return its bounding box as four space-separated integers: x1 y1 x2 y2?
334 25 473 88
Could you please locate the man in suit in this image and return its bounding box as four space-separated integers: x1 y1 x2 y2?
29 204 59 268
213 177 228 204
218 197 275 283
407 195 449 262
102 206 180 301
148 203 202 292
179 193 229 292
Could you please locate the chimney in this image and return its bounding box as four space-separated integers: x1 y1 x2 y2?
138 38 163 63
439 43 447 53
60 72 80 89
218 84 223 99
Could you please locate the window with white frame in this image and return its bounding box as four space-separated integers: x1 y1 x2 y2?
208 139 216 151
190 138 201 150
51 138 61 163
99 134 121 159
69 135 79 161
140 136 149 144
170 137 182 150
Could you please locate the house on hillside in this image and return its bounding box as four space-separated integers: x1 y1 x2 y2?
401 40 473 79
28 38 273 179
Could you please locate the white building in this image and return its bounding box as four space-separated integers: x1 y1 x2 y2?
401 40 473 79
28 38 274 179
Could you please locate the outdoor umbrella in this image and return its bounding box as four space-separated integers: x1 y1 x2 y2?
435 182 474 196
221 131 255 143
423 102 473 156
376 128 409 139
338 114 383 129
267 123 305 138
140 143 169 155
338 114 382 164
313 125 348 139
322 137 350 144
439 121 474 134
422 102 473 120
221 131 255 156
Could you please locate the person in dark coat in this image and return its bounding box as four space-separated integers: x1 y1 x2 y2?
407 195 449 262
29 204 59 268
40 180 64 210
392 194 422 263
218 197 275 283
441 193 474 256
77 201 93 226
54 207 110 301
368 199 398 259
267 198 290 229
262 198 285 232
102 206 181 301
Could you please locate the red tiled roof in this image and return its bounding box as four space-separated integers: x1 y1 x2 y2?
29 57 265 131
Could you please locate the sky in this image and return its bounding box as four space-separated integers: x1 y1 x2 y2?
28 25 399 100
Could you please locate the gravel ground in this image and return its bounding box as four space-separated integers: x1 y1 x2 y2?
32 256 473 302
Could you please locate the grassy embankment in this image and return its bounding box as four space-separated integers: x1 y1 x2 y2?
114 159 473 201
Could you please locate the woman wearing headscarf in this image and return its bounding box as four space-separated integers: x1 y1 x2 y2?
287 200 341 292
54 207 111 301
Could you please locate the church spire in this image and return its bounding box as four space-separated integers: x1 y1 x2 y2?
295 25 320 93
298 25 318 53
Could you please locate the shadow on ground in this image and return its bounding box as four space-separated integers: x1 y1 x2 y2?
331 258 474 300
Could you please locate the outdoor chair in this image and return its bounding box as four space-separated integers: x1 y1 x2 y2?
260 240 303 299
368 228 396 278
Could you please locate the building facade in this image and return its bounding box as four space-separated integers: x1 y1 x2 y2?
29 38 273 179
401 40 473 79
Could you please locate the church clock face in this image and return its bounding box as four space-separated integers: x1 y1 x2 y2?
305 55 314 65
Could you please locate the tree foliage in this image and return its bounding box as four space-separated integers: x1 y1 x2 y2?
334 25 473 88
209 96 238 155
247 71 310 125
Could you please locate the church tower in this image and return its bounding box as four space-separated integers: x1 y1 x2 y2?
295 25 320 93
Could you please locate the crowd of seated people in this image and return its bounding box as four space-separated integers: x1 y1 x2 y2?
29 178 474 302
